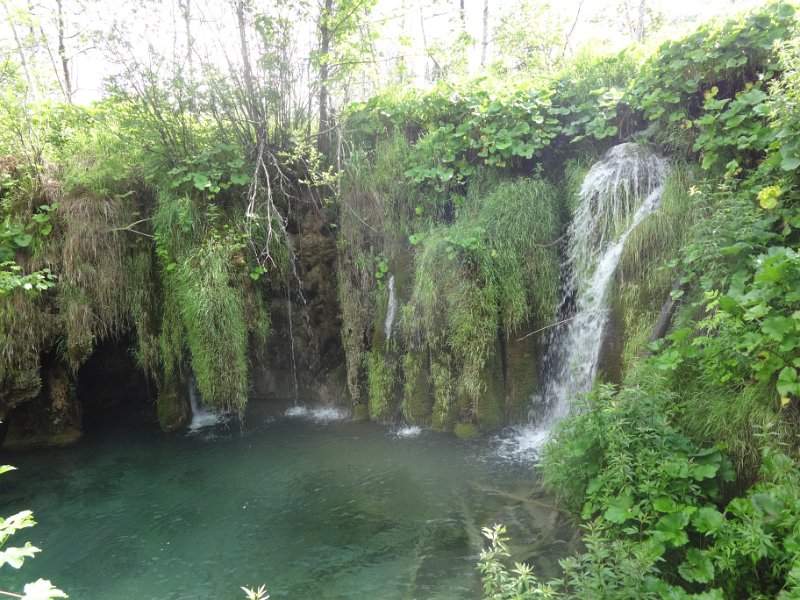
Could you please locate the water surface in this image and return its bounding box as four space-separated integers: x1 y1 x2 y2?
1 404 572 599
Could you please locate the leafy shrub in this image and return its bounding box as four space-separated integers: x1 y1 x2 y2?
482 385 800 599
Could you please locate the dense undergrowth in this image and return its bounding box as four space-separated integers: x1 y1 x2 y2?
0 97 287 427
470 2 800 598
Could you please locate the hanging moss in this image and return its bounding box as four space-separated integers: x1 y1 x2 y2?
156 371 190 431
471 338 505 431
615 165 696 374
401 350 432 425
503 325 540 423
402 176 562 430
430 353 457 431
366 348 396 421
336 132 417 409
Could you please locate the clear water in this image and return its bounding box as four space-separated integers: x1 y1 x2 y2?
0 403 572 600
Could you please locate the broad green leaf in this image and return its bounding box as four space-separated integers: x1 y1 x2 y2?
777 367 800 397
653 497 678 513
750 492 783 520
604 495 635 524
14 234 32 247
679 547 715 583
781 155 800 171
653 511 690 547
692 506 725 534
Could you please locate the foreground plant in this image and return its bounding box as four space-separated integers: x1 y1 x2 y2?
0 466 66 600
241 584 269 600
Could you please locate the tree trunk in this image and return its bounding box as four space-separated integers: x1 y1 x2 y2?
56 0 72 102
480 0 488 67
317 0 333 156
234 0 262 142
3 3 37 100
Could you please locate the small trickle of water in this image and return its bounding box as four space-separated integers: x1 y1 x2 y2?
283 233 320 403
188 376 224 431
503 143 669 459
384 275 397 340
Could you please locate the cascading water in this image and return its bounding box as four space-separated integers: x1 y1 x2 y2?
384 275 397 340
187 375 223 431
501 143 669 458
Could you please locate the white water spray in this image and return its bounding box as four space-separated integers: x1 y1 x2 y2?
188 375 224 431
384 275 397 340
500 143 669 459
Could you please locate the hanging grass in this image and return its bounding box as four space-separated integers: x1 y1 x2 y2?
615 164 696 373
403 176 562 428
175 238 249 414
153 190 273 416
337 132 417 409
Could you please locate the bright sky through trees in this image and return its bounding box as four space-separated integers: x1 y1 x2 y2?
0 0 767 106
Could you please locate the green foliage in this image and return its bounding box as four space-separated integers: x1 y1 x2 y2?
0 466 67 599
403 177 561 426
166 143 252 201
479 525 559 599
542 382 732 520
154 195 269 415
484 385 800 599
630 2 793 123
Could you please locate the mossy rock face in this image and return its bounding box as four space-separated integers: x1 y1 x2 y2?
454 422 479 438
366 348 398 422
3 363 83 449
473 340 505 431
401 350 433 426
596 287 626 386
157 374 190 432
352 403 369 421
504 326 540 423
430 354 457 431
391 249 414 302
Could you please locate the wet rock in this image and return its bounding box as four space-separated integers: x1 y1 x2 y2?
3 363 82 448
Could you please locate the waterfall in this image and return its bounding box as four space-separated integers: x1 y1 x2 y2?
283 233 319 403
188 375 223 431
284 235 305 403
384 275 397 340
502 143 669 457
